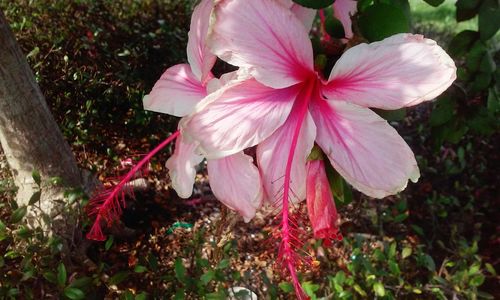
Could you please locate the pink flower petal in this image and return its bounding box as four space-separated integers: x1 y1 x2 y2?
306 159 340 240
207 152 263 222
209 0 314 88
333 0 357 39
257 110 316 204
309 99 420 198
165 134 204 198
143 64 206 117
181 79 300 159
291 4 317 32
187 0 217 83
323 34 456 109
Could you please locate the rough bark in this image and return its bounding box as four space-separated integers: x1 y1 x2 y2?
0 10 84 221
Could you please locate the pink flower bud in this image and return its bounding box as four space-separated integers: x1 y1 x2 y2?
306 159 340 242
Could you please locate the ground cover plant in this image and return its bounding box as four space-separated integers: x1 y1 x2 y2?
0 0 498 299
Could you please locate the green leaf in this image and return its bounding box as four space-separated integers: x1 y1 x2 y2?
134 265 148 273
28 191 41 206
64 287 85 300
456 0 480 21
57 263 67 287
389 260 401 275
135 292 147 300
448 30 479 58
105 235 114 251
470 274 485 286
485 263 497 276
402 247 412 259
293 0 335 9
279 282 294 293
466 41 487 72
430 97 456 127
324 9 345 39
423 254 436 272
471 72 492 92
353 283 367 297
26 47 40 59
373 282 386 297
358 3 409 42
423 0 445 7
216 258 230 269
32 170 41 186
393 213 409 222
479 0 500 41
43 271 57 283
302 281 320 299
479 52 496 74
109 271 129 285
174 258 187 284
200 270 215 285
69 276 92 288
11 206 27 223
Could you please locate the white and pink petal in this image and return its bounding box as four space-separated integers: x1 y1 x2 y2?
187 0 217 83
181 79 300 159
324 34 456 110
165 134 204 198
208 0 314 89
207 152 263 222
309 99 420 198
143 64 206 117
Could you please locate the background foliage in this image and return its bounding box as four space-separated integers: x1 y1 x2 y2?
0 0 498 299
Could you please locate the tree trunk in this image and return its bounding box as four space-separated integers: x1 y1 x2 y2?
0 10 85 226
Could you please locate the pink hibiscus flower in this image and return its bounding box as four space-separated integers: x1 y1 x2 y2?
181 0 455 294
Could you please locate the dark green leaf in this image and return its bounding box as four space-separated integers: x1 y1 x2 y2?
32 170 41 186
64 287 85 300
430 97 455 127
293 0 335 9
105 235 114 251
57 263 67 286
358 3 409 42
448 30 479 58
479 52 496 74
28 191 41 206
423 254 436 272
11 206 28 223
423 0 445 7
479 0 500 41
109 271 129 285
456 0 480 21
471 72 492 92
393 213 409 222
324 9 345 39
487 88 500 112
466 41 487 72
43 271 57 283
69 276 92 288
